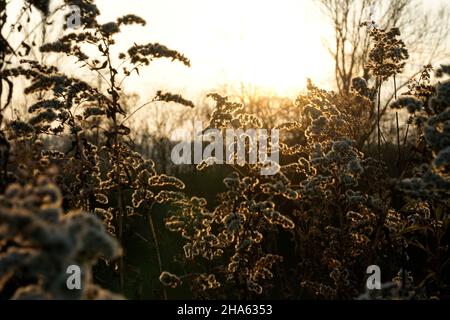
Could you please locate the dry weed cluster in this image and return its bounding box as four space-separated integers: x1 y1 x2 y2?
0 1 449 300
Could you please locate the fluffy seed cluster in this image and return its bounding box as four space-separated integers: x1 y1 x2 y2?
0 178 122 299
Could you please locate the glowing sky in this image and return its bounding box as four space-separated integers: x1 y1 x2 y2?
94 0 336 99
6 0 449 103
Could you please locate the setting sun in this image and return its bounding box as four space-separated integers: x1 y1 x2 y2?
95 0 335 97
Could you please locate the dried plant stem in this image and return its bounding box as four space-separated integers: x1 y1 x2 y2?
394 76 401 169
105 39 126 292
147 202 168 300
117 186 125 290
377 80 382 163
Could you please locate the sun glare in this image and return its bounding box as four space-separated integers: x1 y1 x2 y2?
214 0 334 95
95 0 334 97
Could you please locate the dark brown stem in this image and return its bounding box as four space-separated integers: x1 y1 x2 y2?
104 37 126 292
147 202 168 300
394 75 401 169
377 78 382 163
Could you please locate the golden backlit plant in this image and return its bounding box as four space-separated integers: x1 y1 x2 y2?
0 1 449 300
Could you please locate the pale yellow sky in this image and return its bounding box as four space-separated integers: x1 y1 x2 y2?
92 0 448 101
5 0 449 105
94 0 336 99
